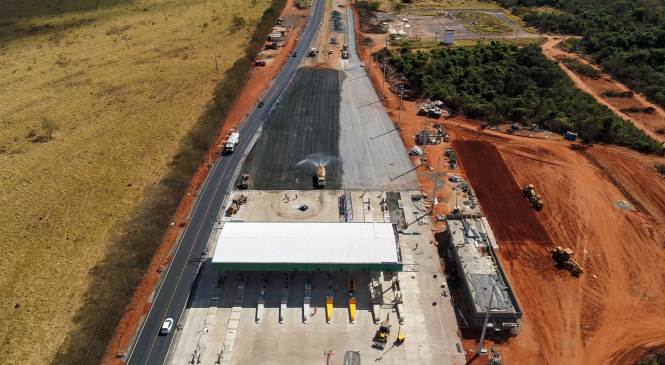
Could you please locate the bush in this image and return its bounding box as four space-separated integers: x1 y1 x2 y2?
232 14 246 27
368 1 380 11
657 164 665 175
389 42 663 154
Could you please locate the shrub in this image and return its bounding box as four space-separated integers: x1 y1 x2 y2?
368 1 380 11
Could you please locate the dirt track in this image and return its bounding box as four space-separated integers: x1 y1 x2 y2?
541 37 665 144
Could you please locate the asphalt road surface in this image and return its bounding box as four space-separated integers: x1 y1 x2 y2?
124 1 326 363
238 67 344 190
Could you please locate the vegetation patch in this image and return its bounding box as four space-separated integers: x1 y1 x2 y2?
636 345 665 364
502 11 538 33
496 0 665 111
454 12 515 36
603 90 634 98
388 42 663 154
294 0 312 9
559 58 601 79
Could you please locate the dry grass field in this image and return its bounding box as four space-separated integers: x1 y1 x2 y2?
373 0 498 12
0 0 276 364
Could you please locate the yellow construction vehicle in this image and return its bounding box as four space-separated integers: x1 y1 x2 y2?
348 279 356 323
530 195 544 210
523 184 544 210
226 201 239 215
240 174 252 189
374 314 391 348
317 166 326 187
551 247 584 276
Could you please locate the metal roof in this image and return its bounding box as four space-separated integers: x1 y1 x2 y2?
211 222 403 272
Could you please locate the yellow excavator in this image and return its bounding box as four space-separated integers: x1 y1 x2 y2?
551 247 584 276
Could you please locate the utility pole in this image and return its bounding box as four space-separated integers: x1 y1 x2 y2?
381 34 387 100
369 42 372 71
431 156 441 215
214 52 219 72
435 32 438 45
397 82 404 130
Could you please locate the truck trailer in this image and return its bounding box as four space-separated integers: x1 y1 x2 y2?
225 133 240 153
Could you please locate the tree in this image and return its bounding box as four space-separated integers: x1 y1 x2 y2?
368 2 380 11
42 118 60 139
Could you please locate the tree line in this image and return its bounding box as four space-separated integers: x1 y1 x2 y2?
387 42 663 154
497 0 665 110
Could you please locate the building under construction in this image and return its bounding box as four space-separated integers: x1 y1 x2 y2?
444 214 522 339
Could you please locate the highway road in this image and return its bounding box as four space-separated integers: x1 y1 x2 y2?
125 0 326 363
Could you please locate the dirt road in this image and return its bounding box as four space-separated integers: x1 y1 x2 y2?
541 37 665 144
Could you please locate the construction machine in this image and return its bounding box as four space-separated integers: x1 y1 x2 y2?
317 166 326 187
254 60 266 66
226 202 239 215
523 184 544 210
530 195 544 210
374 314 391 348
240 174 252 189
551 247 584 276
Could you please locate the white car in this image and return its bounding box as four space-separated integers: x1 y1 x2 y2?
161 318 174 334
360 62 365 67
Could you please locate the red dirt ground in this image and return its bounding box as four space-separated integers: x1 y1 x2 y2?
355 12 665 362
102 1 305 363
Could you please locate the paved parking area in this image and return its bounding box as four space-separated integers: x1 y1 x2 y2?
169 190 467 365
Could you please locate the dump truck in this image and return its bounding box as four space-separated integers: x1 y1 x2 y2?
240 174 251 189
341 50 349 59
316 166 326 187
374 314 391 348
551 247 584 276
225 133 240 153
254 60 266 66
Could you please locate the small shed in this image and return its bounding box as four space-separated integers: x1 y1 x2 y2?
444 29 455 45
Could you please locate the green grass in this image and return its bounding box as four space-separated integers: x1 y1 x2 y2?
391 37 545 49
455 11 515 35
502 11 538 33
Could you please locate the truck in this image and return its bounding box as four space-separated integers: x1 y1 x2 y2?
225 133 240 153
343 44 348 51
341 50 349 59
254 60 266 66
316 166 326 187
309 48 317 57
564 131 578 141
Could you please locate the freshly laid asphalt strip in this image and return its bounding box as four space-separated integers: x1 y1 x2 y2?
239 67 344 190
124 0 326 363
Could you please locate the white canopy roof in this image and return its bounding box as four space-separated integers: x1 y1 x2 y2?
212 222 400 270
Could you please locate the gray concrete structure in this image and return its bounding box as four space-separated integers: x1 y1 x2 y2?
444 214 522 338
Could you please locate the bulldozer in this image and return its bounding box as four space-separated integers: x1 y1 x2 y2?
240 174 251 189
316 166 326 187
551 247 584 276
226 194 247 215
374 314 391 348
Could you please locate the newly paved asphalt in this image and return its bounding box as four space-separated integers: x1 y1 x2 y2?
125 1 326 363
